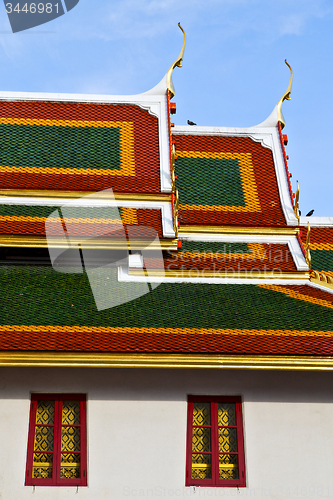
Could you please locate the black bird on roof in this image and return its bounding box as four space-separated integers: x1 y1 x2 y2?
187 120 197 126
306 209 314 217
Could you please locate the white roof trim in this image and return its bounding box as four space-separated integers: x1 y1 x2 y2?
0 89 172 193
300 216 333 227
0 196 175 238
288 238 309 271
172 125 298 226
172 125 274 149
179 232 308 272
253 105 279 128
308 281 333 295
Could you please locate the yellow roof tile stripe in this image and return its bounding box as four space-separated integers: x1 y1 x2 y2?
0 215 123 225
0 166 130 177
311 243 333 251
0 117 128 128
1 325 333 337
258 284 333 310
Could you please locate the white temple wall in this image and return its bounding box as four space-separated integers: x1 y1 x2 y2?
0 367 332 499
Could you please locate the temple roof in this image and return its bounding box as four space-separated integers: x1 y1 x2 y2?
0 204 164 237
173 132 289 227
0 100 163 193
0 47 332 369
1 265 333 357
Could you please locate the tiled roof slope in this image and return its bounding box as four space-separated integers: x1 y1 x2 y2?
0 101 161 193
0 205 164 237
173 134 287 227
1 265 333 355
163 241 297 273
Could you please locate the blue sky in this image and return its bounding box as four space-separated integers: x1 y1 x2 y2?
0 0 332 216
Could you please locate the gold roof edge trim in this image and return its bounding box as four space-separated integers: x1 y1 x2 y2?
277 59 293 129
166 23 186 100
294 180 300 223
1 352 333 370
180 226 299 236
305 221 311 267
0 235 178 250
129 269 310 280
0 189 172 203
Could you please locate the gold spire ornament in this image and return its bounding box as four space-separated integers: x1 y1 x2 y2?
294 180 300 223
171 143 176 191
277 59 293 129
166 23 186 99
173 189 179 237
305 222 311 267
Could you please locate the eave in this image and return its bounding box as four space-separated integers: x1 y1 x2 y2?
1 352 333 371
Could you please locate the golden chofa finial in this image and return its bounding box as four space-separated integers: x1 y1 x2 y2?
305 221 311 267
294 180 300 223
277 59 293 129
166 23 186 100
